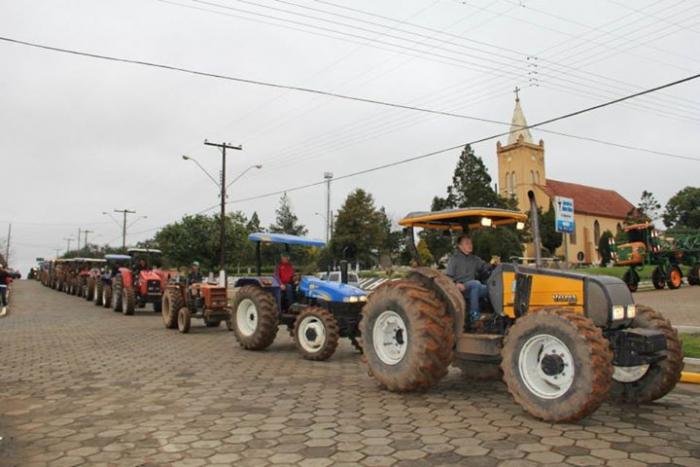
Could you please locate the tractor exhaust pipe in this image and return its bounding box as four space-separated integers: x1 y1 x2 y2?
528 190 542 268
339 260 349 284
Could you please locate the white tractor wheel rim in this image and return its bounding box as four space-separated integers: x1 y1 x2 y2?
373 310 408 365
236 299 258 337
613 364 650 383
519 334 575 400
297 315 327 353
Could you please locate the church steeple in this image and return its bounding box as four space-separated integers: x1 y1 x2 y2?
507 87 533 145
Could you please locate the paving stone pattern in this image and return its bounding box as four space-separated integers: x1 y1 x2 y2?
1 281 699 466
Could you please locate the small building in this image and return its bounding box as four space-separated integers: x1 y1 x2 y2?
496 93 634 264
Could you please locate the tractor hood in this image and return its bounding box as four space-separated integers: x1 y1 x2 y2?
299 276 367 303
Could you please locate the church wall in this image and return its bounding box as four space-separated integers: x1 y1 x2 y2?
556 213 624 264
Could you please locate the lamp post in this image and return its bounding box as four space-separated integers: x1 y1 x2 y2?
182 148 261 279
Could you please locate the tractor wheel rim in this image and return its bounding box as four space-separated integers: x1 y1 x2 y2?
613 364 650 383
297 315 327 353
671 270 681 287
518 334 574 400
373 310 408 366
236 299 258 337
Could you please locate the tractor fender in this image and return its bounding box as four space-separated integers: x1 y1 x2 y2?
407 267 465 337
233 277 280 289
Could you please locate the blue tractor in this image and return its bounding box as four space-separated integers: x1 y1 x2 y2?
230 233 367 361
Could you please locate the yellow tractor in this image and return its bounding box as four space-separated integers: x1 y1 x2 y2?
359 192 683 423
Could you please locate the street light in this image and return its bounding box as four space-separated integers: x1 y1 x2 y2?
182 155 220 188
226 164 263 189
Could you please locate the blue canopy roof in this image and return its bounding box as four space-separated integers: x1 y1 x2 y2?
105 254 132 261
248 232 326 248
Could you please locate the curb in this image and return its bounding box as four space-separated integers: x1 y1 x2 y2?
681 372 700 384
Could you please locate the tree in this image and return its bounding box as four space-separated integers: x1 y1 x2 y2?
269 194 308 236
246 211 262 233
626 190 661 224
533 202 562 256
663 186 700 230
446 145 503 208
424 196 454 265
598 230 614 266
332 189 389 267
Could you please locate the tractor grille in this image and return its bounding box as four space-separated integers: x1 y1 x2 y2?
209 288 228 308
147 280 161 293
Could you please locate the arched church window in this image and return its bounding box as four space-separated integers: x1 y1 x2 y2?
536 171 541 184
594 220 601 245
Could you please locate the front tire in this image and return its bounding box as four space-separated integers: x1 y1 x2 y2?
688 264 700 285
102 285 112 309
85 278 95 301
652 267 666 290
667 265 682 289
178 307 191 333
623 269 639 292
609 305 683 404
231 286 279 350
501 309 613 423
162 289 182 329
94 281 103 306
293 307 339 361
112 278 123 311
359 280 454 392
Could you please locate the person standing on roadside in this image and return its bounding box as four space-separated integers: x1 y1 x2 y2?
0 264 10 309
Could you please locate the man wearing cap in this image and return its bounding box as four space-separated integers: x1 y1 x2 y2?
188 261 203 284
275 253 295 307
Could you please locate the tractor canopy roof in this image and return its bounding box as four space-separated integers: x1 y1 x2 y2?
399 207 527 231
73 257 106 263
624 223 654 232
127 248 162 255
248 232 326 248
105 254 132 262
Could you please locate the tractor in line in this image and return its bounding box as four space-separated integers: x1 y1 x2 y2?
230 233 367 361
610 223 700 291
358 192 682 423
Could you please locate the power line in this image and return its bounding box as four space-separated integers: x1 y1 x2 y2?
225 73 700 204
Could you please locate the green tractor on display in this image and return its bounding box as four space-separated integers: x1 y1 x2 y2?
610 223 700 291
359 192 683 423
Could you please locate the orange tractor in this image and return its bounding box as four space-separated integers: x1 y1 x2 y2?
111 248 174 315
161 277 231 333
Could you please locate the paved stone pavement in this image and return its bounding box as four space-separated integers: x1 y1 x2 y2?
1 281 700 467
633 286 700 327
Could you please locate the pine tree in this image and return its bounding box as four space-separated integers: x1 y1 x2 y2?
246 212 262 233
416 237 434 266
332 189 388 267
269 194 308 236
626 190 662 224
446 145 502 208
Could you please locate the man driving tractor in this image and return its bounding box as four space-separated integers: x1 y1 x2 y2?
275 253 295 306
446 235 491 329
188 261 203 284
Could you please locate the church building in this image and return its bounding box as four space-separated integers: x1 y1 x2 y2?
496 93 634 264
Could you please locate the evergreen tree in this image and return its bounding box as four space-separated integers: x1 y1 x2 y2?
446 145 502 208
246 211 262 233
332 189 388 267
424 196 454 265
269 194 308 236
598 230 614 266
626 190 661 224
416 237 434 266
663 186 700 230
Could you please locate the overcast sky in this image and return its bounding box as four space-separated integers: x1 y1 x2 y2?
2 0 699 274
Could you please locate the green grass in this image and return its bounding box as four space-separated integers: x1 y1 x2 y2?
572 266 654 281
681 334 700 359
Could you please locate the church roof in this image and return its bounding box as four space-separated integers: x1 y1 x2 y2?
542 179 634 220
507 96 533 145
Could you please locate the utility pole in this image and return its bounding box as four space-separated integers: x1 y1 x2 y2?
114 209 136 250
77 228 81 250
204 140 243 273
83 230 93 250
4 223 11 265
324 172 333 243
64 237 73 254
54 248 61 258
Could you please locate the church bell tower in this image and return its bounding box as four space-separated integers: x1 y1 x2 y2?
497 89 546 212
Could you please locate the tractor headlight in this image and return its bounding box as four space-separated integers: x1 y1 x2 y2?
359 295 367 302
516 222 525 230
344 296 359 303
626 304 636 319
612 305 625 321
481 217 492 227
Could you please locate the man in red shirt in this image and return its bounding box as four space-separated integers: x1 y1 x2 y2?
275 253 295 306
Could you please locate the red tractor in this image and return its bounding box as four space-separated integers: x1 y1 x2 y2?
162 277 231 333
77 258 106 301
111 248 174 315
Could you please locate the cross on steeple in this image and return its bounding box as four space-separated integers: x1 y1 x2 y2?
513 86 521 101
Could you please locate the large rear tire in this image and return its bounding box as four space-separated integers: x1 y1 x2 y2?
688 264 700 285
501 309 613 423
112 278 123 311
102 285 112 309
85 278 95 301
652 267 666 290
162 289 182 329
609 305 683 404
93 280 103 306
293 306 339 361
359 280 454 392
231 286 279 350
121 287 135 315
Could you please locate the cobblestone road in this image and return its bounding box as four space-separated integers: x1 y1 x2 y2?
633 286 700 327
1 281 699 467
